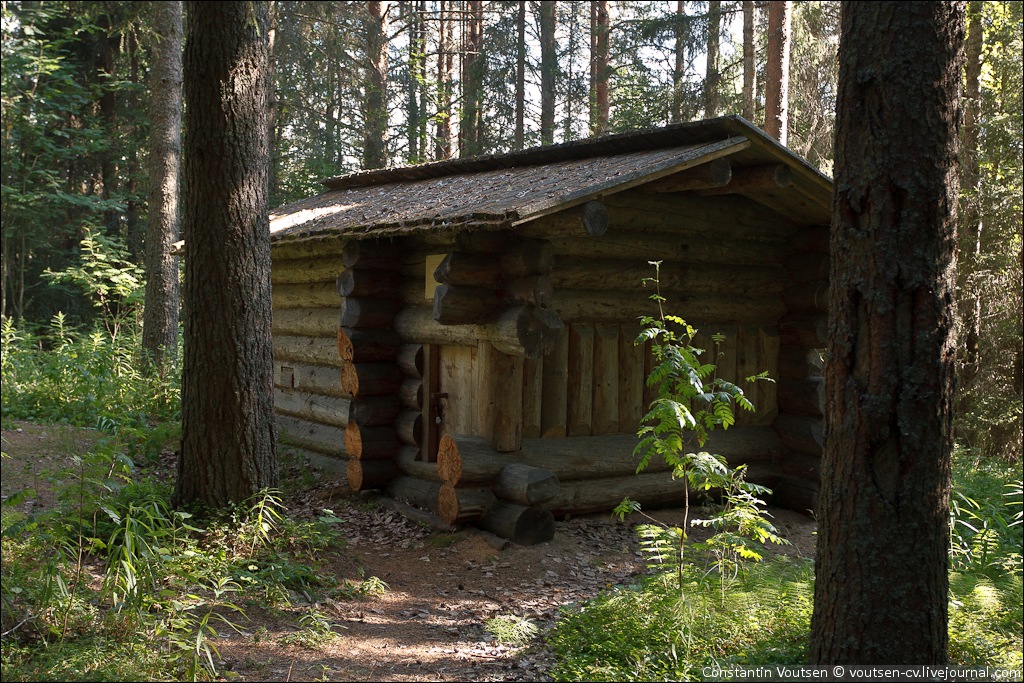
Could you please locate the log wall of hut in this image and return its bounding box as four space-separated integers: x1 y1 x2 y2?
269 175 828 543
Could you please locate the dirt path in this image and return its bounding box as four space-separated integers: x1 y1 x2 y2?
1 420 816 682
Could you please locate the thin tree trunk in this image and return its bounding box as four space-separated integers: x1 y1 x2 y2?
363 0 388 169
539 0 556 145
809 0 963 664
671 0 686 124
406 1 422 162
764 0 791 143
589 0 609 136
460 0 484 157
515 0 526 150
142 0 183 371
742 0 755 121
960 0 983 371
176 0 278 509
436 0 452 160
704 0 720 118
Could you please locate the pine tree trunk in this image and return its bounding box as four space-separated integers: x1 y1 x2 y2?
959 0 983 372
704 0 720 117
764 0 791 144
515 0 526 150
671 0 686 124
742 0 755 121
175 0 278 509
435 0 452 160
808 0 963 664
142 0 183 370
539 1 557 145
589 0 609 136
363 1 388 169
460 0 484 157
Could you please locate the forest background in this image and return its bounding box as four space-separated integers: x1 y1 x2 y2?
2 0 1019 458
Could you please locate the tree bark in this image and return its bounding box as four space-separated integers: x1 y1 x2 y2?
539 1 557 145
362 1 388 169
742 0 755 121
460 0 484 158
435 0 452 160
589 0 610 136
671 0 686 124
959 0 983 371
514 0 526 150
142 0 183 371
704 0 720 118
176 0 278 509
764 1 791 144
808 1 963 665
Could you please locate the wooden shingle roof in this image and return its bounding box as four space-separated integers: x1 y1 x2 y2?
269 116 832 245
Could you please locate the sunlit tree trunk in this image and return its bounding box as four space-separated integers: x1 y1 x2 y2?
460 0 484 157
142 0 182 371
363 0 388 169
704 0 720 117
175 0 278 509
589 0 609 136
742 0 755 121
539 0 557 145
809 0 963 664
671 1 686 124
959 0 983 373
765 0 791 143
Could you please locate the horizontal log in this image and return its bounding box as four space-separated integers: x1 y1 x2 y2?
395 410 422 446
455 230 512 254
348 458 398 491
339 297 401 329
779 313 828 348
700 163 792 195
771 477 819 515
552 260 785 296
497 275 554 307
543 471 686 516
519 200 609 238
397 344 424 378
783 282 829 313
639 158 732 193
276 414 346 456
395 445 439 480
395 305 563 359
436 429 782 486
493 463 560 506
399 378 423 410
551 289 786 324
600 193 797 241
340 362 404 397
350 395 401 426
273 281 341 309
777 378 825 417
273 307 339 337
547 232 787 266
337 328 401 363
271 235 345 261
341 240 407 270
432 285 502 325
274 389 350 428
386 475 442 513
274 361 346 397
336 269 403 298
478 500 555 545
277 444 347 475
778 451 821 481
271 256 346 284
787 227 829 254
438 483 498 525
433 252 504 289
774 414 824 456
344 421 400 460
500 240 555 277
274 335 342 367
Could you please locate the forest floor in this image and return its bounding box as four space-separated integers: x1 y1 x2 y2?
1 420 817 682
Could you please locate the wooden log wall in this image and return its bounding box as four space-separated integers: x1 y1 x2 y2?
773 225 829 512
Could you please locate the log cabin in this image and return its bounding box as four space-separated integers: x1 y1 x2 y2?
268 115 831 544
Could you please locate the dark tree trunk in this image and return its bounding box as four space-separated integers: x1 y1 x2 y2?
959 0 983 371
406 1 425 162
363 1 388 169
435 0 452 160
175 0 278 509
764 0 791 144
704 0 720 118
809 0 963 665
515 0 526 150
742 0 755 121
539 0 557 145
589 0 609 136
142 0 183 370
460 0 484 157
671 0 686 124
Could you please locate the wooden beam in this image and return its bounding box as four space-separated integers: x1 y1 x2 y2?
700 163 792 195
639 158 732 193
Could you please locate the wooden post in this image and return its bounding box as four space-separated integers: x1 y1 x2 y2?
541 326 569 437
479 341 524 452
592 324 619 434
567 325 594 436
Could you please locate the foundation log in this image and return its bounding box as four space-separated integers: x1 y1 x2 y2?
478 501 555 545
386 476 442 512
493 463 560 506
276 414 346 456
395 446 438 480
348 458 398 491
438 483 498 525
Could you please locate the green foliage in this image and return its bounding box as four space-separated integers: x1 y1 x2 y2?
950 448 1023 578
615 262 784 592
485 614 539 647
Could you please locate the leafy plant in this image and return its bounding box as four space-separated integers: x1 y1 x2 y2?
485 614 539 646
615 262 785 592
